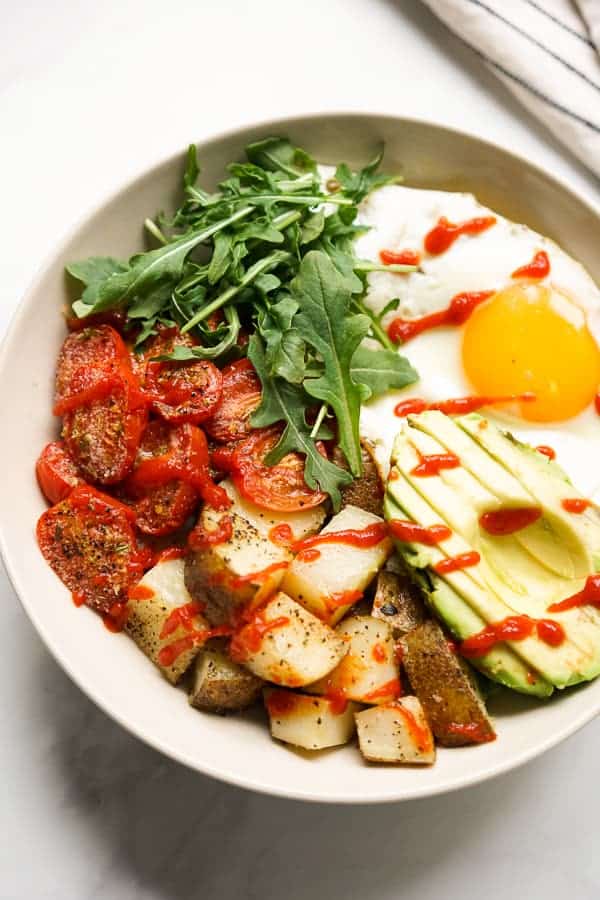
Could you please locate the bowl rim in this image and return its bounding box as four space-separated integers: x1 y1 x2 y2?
3 110 600 804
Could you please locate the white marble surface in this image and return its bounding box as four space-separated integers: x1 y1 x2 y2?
2 1 600 897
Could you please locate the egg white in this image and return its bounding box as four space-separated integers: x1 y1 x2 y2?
346 184 600 499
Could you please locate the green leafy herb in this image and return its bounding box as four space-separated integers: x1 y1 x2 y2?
66 136 418 508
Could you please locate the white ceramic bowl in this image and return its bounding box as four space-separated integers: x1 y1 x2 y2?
2 113 600 804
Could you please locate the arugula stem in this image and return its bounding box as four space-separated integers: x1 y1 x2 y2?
144 218 168 245
310 403 329 439
352 297 396 352
355 262 417 274
181 250 291 333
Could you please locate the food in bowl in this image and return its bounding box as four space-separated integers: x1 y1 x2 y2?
34 136 600 767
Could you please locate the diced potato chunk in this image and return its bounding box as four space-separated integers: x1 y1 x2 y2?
309 615 399 702
282 505 392 624
264 688 358 750
185 505 291 625
402 621 496 747
372 570 428 636
125 558 207 684
355 696 435 764
220 480 326 540
188 640 263 712
232 592 347 687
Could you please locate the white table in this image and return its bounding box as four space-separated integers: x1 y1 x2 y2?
2 2 599 897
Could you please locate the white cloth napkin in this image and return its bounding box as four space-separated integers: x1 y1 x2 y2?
421 0 600 178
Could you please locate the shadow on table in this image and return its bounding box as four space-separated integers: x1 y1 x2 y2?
28 636 548 900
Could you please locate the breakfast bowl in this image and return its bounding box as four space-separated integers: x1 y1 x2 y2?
2 112 600 803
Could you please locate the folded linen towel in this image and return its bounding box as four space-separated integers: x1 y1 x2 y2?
421 0 600 177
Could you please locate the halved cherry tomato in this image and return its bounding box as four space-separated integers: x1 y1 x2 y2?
204 358 262 443
63 373 148 484
130 325 196 381
123 420 198 535
146 359 223 426
36 485 142 614
36 441 83 504
221 427 326 512
126 422 229 511
55 325 130 409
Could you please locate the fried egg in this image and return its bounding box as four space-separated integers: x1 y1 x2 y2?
350 184 600 498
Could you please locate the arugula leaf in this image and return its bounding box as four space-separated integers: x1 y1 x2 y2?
246 137 316 177
258 295 306 384
300 210 325 245
335 149 398 203
248 335 352 509
76 205 254 316
66 256 128 308
292 252 371 476
350 345 417 399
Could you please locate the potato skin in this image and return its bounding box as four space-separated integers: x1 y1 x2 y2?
189 641 263 712
372 571 428 637
401 620 496 747
334 441 384 517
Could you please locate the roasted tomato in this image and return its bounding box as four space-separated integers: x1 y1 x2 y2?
204 358 262 443
129 325 196 381
63 373 148 484
146 359 223 425
124 420 198 535
55 325 129 410
36 441 83 504
220 426 326 512
36 485 142 614
126 422 229 511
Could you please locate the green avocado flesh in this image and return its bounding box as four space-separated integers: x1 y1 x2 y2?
384 411 600 696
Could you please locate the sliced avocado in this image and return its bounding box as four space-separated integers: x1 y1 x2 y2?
386 416 600 689
412 569 553 698
411 410 583 579
401 422 600 667
385 480 594 687
459 413 600 578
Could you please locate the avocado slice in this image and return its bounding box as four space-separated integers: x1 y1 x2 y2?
384 495 552 697
399 422 600 668
385 415 600 690
411 411 586 579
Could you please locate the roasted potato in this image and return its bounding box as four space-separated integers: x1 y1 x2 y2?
355 696 435 764
264 688 359 750
401 621 496 747
372 570 428 637
334 441 385 516
232 592 347 687
189 640 263 712
282 504 392 624
125 558 207 684
309 615 399 703
185 480 325 625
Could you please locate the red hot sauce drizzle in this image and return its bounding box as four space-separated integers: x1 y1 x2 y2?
292 522 389 554
388 291 494 344
447 722 496 744
548 574 600 613
379 248 421 267
480 507 542 536
394 392 535 418
388 519 452 545
411 451 461 477
295 547 321 563
424 215 497 255
268 523 295 547
536 445 556 461
390 701 433 750
188 515 233 550
363 679 403 703
434 552 480 574
460 615 566 658
511 250 550 280
561 498 591 514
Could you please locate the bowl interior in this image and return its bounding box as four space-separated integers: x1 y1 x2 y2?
2 113 599 803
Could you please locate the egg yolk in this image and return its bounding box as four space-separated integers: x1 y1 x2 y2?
462 283 600 422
